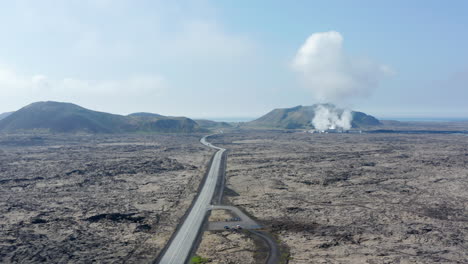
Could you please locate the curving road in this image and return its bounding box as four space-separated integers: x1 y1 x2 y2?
207 205 262 230
250 230 280 264
157 135 225 264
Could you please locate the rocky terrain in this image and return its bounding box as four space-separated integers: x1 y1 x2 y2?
210 129 468 263
0 133 212 263
196 231 257 264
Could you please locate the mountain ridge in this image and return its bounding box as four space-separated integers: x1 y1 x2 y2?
246 104 381 129
0 101 204 133
0 112 13 121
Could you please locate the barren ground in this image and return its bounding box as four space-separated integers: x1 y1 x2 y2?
0 133 212 263
196 231 257 264
208 210 234 222
207 130 468 264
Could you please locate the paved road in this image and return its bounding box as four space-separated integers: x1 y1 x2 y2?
157 135 225 264
250 230 280 264
207 205 262 230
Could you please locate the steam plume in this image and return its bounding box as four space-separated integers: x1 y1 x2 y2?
292 31 392 131
292 31 393 102
312 104 352 131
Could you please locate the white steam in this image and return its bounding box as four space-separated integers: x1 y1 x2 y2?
292 31 393 102
312 105 352 131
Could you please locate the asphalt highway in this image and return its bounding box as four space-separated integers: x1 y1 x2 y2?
158 135 225 264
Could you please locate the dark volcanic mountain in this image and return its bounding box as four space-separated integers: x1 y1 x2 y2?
194 119 233 129
247 104 381 129
128 112 165 118
0 112 13 120
130 113 233 129
0 102 203 133
127 112 201 133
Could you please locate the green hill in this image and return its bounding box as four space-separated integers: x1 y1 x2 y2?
0 102 203 133
247 104 381 129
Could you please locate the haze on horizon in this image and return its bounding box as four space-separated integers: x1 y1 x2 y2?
1 0 467 119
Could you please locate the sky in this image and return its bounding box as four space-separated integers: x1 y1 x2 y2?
0 0 467 119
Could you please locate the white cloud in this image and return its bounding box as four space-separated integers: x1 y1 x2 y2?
2 1 256 64
0 65 166 114
0 1 260 116
292 31 393 102
164 20 255 61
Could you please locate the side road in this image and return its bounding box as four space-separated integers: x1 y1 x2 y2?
207 205 262 230
157 134 280 264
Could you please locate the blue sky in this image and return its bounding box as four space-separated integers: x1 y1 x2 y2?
0 0 467 119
